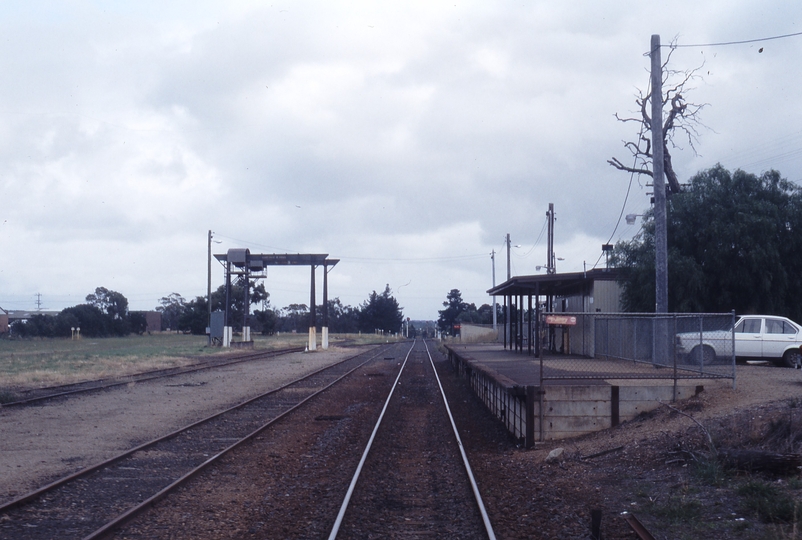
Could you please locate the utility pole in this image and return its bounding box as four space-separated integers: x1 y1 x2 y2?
506 233 511 280
546 203 555 274
207 230 212 346
506 233 511 345
491 250 497 331
651 34 668 313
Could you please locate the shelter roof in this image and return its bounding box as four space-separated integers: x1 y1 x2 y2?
487 268 619 298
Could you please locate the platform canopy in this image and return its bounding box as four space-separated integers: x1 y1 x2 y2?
487 268 619 298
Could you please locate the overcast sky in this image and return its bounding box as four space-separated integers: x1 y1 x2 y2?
1 1 801 321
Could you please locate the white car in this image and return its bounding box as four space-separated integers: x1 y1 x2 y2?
677 315 802 368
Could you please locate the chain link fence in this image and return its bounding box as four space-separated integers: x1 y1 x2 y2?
542 312 736 382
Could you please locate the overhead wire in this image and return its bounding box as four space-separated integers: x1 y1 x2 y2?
666 31 802 49
593 121 645 269
514 216 548 259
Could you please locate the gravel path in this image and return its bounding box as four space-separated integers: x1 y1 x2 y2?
0 348 356 503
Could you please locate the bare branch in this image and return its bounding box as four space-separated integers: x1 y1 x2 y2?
659 401 717 457
607 157 653 177
610 38 709 195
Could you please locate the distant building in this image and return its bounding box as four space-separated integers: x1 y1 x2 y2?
145 312 162 333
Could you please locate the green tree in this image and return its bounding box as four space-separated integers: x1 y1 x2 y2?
359 285 403 334
210 280 270 329
253 307 278 335
156 293 187 331
179 296 210 335
438 289 467 335
614 165 802 320
86 287 129 320
60 304 111 337
324 298 359 333
128 312 149 335
277 303 309 333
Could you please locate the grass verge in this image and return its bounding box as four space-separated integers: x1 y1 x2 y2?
0 332 398 389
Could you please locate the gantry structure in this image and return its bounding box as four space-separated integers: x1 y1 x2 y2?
214 249 339 350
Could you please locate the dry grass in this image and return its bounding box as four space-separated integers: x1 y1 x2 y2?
0 332 400 389
0 334 215 389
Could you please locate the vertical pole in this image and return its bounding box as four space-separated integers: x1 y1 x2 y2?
525 385 536 449
536 282 542 360
207 230 212 346
322 262 329 349
545 204 555 352
528 294 533 355
224 260 231 348
546 203 555 274
491 250 497 332
308 264 317 351
651 34 668 313
506 234 512 346
243 265 250 342
503 295 508 349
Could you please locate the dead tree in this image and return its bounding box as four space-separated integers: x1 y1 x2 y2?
608 43 708 195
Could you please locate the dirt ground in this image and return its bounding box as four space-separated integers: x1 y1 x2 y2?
482 363 802 539
0 348 355 503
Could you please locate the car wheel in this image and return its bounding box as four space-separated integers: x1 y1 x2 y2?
782 349 802 368
690 345 716 365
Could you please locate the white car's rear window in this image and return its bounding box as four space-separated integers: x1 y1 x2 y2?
766 319 797 335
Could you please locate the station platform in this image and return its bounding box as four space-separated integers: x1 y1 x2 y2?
443 343 714 444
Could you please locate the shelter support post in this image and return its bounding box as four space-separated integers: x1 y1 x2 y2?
527 294 533 356
503 295 508 349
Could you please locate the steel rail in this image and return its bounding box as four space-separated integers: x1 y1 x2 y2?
423 338 497 540
83 343 402 540
623 513 657 540
1 346 304 408
0 344 391 516
327 339 416 539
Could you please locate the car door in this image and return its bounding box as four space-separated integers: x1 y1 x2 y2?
734 317 763 358
762 317 799 359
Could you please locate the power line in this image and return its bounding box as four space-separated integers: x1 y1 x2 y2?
343 254 486 263
668 31 802 49
594 123 644 269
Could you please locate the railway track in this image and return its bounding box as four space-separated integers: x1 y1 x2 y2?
0 342 404 540
1 346 305 408
329 338 496 539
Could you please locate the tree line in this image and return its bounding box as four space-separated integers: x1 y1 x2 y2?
9 283 405 339
436 288 501 336
614 165 802 322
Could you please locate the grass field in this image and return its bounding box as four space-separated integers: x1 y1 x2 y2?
0 332 395 390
